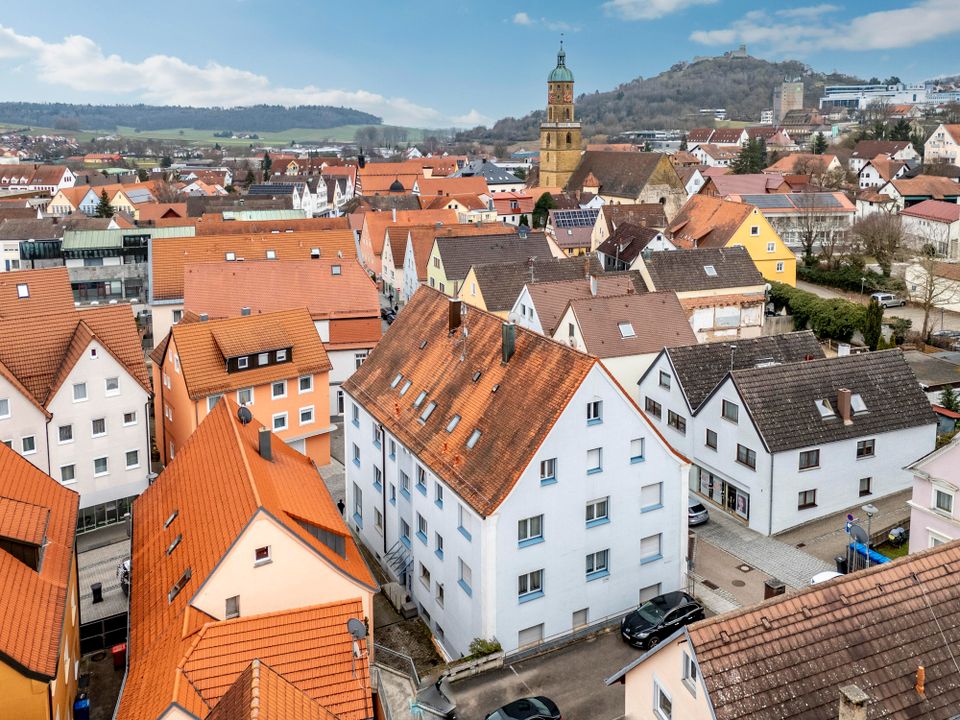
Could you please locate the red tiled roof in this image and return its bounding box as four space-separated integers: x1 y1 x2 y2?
901 199 960 224
207 659 340 720
667 195 754 248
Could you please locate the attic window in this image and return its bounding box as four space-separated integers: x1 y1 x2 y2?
310 248 321 259
419 340 428 350
167 567 192 603
400 380 412 396
332 265 342 275
472 371 482 382
16 283 28 299
164 510 178 528
446 415 461 432
618 322 636 338
391 373 403 388
466 429 482 449
420 402 437 422
851 393 868 414
266 249 277 260
703 265 718 277
413 391 427 409
166 534 182 556
491 384 500 393
225 252 236 261
815 399 835 419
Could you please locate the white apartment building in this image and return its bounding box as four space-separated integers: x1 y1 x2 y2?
639 338 936 535
343 289 690 657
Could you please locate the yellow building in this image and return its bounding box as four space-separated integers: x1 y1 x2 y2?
666 195 797 286
539 44 582 189
0 443 80 720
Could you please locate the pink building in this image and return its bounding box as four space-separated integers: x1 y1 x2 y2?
908 436 960 552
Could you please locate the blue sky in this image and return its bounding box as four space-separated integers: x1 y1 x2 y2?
1 0 959 127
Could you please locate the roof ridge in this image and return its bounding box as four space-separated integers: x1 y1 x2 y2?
227 402 262 508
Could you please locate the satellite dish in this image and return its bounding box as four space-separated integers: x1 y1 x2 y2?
237 405 253 425
849 524 869 545
347 617 367 640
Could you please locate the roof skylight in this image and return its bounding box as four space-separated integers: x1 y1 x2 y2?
413 391 427 408
164 510 178 528
391 373 403 388
815 399 835 419
446 415 461 432
400 380 412 396
704 265 718 277
420 402 437 422
618 322 636 338
851 393 868 414
466 429 482 449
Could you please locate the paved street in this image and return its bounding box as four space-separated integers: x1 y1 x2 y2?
796 280 960 332
451 629 637 720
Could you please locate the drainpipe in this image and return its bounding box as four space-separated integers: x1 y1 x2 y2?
380 422 388 554
768 453 775 536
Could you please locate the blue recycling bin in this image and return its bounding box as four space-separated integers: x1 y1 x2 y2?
74 693 90 720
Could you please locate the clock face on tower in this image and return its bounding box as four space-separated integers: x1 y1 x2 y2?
563 88 573 103
548 91 556 104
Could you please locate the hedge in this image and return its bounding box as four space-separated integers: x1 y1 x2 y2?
768 282 868 343
797 264 905 294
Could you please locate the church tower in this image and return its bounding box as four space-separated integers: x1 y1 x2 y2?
539 43 582 189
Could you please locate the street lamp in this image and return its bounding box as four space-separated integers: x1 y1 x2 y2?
862 503 878 567
860 277 866 297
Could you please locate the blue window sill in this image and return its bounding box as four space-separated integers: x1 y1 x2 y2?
435 548 444 560
458 579 473 597
641 503 663 514
352 458 361 468
400 488 411 501
586 517 610 529
518 536 544 549
352 420 359 428
416 484 427 496
373 440 381 450
518 590 544 604
435 499 444 510
640 553 663 566
353 513 363 528
587 418 602 426
389 497 396 506
631 456 645 464
540 477 557 486
400 535 411 549
458 526 472 542
389 452 396 461
587 467 602 476
586 569 610 582
416 531 428 544
374 481 383 493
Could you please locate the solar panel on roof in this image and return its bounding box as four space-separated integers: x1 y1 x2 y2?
788 193 841 209
748 195 793 209
552 208 600 228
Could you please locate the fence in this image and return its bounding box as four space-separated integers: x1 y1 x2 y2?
503 604 634 663
373 643 420 687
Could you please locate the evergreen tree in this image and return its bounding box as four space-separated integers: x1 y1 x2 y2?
910 129 927 159
95 190 114 218
160 155 172 168
889 119 912 141
731 138 765 174
871 121 887 140
679 133 688 151
811 132 828 155
262 151 272 176
532 192 555 228
862 299 884 351
518 214 530 228
940 386 960 412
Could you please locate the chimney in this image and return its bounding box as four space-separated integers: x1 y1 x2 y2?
915 666 926 699
199 312 208 322
838 685 868 720
837 388 852 425
501 322 516 363
392 207 397 223
258 428 272 461
240 306 251 317
448 298 462 333
590 274 598 296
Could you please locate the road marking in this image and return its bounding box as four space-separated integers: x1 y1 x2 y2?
509 665 534 694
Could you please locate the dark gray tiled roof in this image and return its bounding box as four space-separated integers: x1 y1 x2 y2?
470 256 602 313
596 223 661 264
436 232 550 282
663 331 824 412
0 218 65 242
565 151 672 197
731 350 936 453
453 159 522 185
644 247 763 292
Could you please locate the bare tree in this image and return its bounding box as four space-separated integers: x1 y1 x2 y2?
851 213 905 275
912 250 958 338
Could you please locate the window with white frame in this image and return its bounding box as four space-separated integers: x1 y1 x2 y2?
586 549 609 577
459 558 472 594
641 482 662 511
722 399 739 422
935 488 954 514
125 450 140 469
659 371 671 389
419 562 431 589
299 406 314 425
258 353 269 366
105 377 119 395
91 418 106 437
587 447 602 474
640 534 662 564
631 437 645 462
399 470 410 496
276 349 287 362
776 261 785 273
237 387 253 405
355 351 369 369
94 457 108 476
299 375 313 393
518 514 543 544
586 497 609 524
271 381 287 399
587 400 603 424
766 241 775 252
518 569 543 599
21 436 35 454
207 394 223 412
273 413 288 431
73 383 87 402
238 356 249 369
654 680 672 719
417 513 428 540
435 483 444 506
0 398 8 418
682 652 698 696
60 464 76 484
58 425 73 443
540 457 557 483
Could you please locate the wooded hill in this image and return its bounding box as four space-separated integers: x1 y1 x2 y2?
0 102 381 133
463 55 863 142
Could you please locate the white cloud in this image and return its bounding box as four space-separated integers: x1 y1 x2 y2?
691 0 960 53
602 0 717 21
0 24 478 127
513 11 533 25
509 12 579 31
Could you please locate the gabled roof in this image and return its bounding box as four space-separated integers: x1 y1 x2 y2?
596 223 663 264
666 195 754 248
0 443 78 680
525 274 645 335
452 159 522 185
168 308 331 399
361 209 458 257
565 151 678 197
656 331 824 412
0 218 65 241
900 198 960 224
600 203 668 233
184 259 380 323
888 175 960 199
851 139 912 159
150 230 356 301
435 231 551 282
729 192 855 214
416 176 489 197
765 154 838 174
423 193 488 211
469 256 602 313
686 128 714 144
862 156 907 182
207 659 340 720
698 144 741 161
643 246 764 293
0 268 148 406
342 288 600 516
566 292 696 358
491 192 535 215
357 173 420 195
118 399 376 720
609 540 960 720
710 128 745 144
730 350 935 453
939 124 960 145
705 173 785 197
402 224 517 282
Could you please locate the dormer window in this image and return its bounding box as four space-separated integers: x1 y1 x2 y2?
238 356 249 369
311 248 321 259
851 393 868 414
258 353 269 366
276 349 287 362
815 398 835 419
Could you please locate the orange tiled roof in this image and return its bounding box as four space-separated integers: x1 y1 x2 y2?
0 268 148 406
118 399 376 720
207 659 340 720
764 154 837 174
169 309 332 399
150 230 356 301
416 176 489 197
361 209 458 257
358 173 420 194
0 443 78 679
185 259 380 322
135 203 186 222
423 193 488 211
343 287 602 516
667 195 754 249
402 223 518 282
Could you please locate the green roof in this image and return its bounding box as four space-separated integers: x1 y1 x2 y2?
548 47 574 83
62 226 195 250
220 209 307 221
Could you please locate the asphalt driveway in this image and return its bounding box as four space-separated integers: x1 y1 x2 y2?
450 629 638 720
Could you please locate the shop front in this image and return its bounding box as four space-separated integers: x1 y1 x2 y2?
691 465 750 523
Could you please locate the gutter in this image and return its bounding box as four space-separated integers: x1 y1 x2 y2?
380 421 387 554
768 452 775 537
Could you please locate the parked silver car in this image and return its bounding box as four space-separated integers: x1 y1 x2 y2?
688 499 709 526
870 292 905 308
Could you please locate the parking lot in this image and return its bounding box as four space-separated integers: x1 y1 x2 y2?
451 628 638 720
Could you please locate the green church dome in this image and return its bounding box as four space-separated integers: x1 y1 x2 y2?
548 46 574 83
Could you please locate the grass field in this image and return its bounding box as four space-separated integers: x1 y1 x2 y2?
1 122 426 146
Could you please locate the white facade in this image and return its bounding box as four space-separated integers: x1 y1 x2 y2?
858 162 908 189
638 360 936 535
327 348 367 418
401 236 423 306
925 124 960 167
344 364 689 657
509 286 546 335
900 214 960 260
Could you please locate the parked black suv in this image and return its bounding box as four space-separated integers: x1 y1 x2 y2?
620 591 704 650
485 697 561 720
